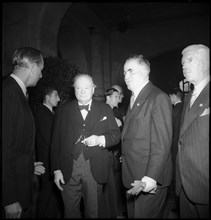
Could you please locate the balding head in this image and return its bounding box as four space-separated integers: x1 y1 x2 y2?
73 74 96 104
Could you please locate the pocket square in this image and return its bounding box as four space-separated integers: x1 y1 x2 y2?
100 116 107 121
200 107 209 116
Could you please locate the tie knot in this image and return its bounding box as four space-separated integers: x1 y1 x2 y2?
78 104 89 111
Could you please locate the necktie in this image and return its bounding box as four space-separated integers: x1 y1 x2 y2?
78 104 89 111
130 93 135 109
190 90 197 108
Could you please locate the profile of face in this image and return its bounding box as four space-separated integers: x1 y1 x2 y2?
47 90 60 107
74 75 95 104
181 46 209 85
123 58 147 92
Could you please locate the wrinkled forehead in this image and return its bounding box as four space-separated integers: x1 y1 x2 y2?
75 76 94 87
124 58 138 68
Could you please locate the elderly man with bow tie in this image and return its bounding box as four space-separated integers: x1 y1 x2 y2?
50 73 120 218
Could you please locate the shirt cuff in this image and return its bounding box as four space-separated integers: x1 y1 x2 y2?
141 176 156 185
99 135 105 147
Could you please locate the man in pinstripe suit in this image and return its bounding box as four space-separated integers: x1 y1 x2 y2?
176 44 209 218
2 47 45 218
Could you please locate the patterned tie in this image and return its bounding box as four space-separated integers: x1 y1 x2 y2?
190 90 197 108
78 104 89 111
130 93 135 109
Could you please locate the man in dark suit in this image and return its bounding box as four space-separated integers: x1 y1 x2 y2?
34 87 62 218
50 74 121 218
121 54 173 218
104 88 126 218
168 87 184 212
2 47 45 218
169 87 184 178
175 44 209 218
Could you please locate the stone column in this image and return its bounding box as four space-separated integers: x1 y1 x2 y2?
89 27 105 102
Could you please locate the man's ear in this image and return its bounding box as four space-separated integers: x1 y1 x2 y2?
30 63 37 74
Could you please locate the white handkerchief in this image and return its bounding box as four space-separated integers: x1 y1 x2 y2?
100 116 107 121
200 107 209 116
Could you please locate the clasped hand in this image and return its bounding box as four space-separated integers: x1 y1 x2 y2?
82 135 102 147
127 178 157 196
34 161 45 175
127 180 146 196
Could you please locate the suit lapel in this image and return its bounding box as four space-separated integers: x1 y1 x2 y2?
88 100 101 129
180 83 209 136
122 82 152 138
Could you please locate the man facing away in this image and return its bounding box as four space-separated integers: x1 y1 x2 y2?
2 47 45 218
50 74 121 218
175 44 209 218
121 54 173 218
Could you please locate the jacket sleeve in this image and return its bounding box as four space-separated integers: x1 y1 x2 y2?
103 104 121 148
2 86 19 206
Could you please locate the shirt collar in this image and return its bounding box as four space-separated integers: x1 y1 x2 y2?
10 74 27 97
174 100 182 106
193 77 210 96
43 103 53 113
133 80 149 100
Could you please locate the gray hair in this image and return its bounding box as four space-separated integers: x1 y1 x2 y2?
12 47 43 68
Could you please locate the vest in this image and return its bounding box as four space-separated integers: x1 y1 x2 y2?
72 108 99 160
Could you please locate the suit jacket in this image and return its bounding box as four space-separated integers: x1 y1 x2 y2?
34 105 54 178
50 99 121 184
2 76 35 209
176 82 209 204
121 81 173 189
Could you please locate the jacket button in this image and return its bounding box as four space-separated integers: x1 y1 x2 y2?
178 140 182 147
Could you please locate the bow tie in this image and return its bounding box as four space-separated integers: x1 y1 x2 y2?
78 104 89 111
